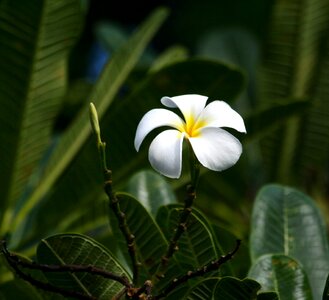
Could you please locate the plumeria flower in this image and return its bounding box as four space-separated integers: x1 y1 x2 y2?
134 94 246 178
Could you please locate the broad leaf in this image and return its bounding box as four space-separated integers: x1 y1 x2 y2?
185 278 218 300
123 169 177 217
184 277 260 299
37 233 130 299
156 205 233 276
211 224 250 278
107 193 181 288
248 254 312 299
0 0 83 235
214 277 260 299
250 184 329 299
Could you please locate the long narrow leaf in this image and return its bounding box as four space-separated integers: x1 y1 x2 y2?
0 0 83 234
11 7 169 234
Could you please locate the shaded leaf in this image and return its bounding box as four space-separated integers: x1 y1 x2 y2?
156 205 233 276
258 0 329 182
0 279 43 300
185 278 218 300
108 193 182 288
213 277 260 299
257 292 279 300
323 273 329 300
37 233 130 299
123 169 177 217
250 184 329 299
184 277 260 300
249 254 312 300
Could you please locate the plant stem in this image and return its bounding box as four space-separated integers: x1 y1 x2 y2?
154 239 242 299
89 103 140 285
103 168 140 284
153 145 200 281
1 240 96 300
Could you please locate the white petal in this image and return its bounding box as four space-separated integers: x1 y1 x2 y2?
134 108 185 151
161 94 208 122
148 129 185 178
189 127 242 171
197 101 246 133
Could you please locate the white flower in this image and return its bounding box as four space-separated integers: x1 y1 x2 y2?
134 94 246 178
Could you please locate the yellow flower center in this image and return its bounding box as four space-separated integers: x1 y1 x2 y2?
183 114 205 138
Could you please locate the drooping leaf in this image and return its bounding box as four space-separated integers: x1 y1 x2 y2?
0 0 83 235
10 7 169 244
248 254 312 300
250 184 329 299
123 169 177 217
36 233 130 299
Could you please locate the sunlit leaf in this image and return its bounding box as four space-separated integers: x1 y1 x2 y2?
249 254 312 300
250 184 329 299
0 0 83 236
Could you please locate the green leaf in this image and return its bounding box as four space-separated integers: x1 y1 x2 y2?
156 205 233 276
19 58 245 252
211 224 250 278
185 278 218 299
214 277 260 300
248 254 312 299
258 0 329 183
0 279 43 300
108 193 177 286
257 292 279 300
149 45 189 73
10 7 169 240
0 0 83 234
36 233 130 299
243 98 310 142
123 169 177 217
323 273 329 300
250 184 329 299
185 277 260 299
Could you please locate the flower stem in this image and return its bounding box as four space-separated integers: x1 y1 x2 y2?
89 103 140 285
153 145 200 281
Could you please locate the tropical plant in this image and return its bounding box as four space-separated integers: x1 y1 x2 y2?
0 0 328 299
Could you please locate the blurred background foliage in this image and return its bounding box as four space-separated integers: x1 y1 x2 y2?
1 0 329 295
